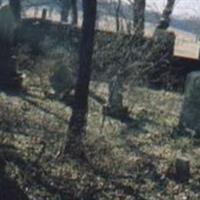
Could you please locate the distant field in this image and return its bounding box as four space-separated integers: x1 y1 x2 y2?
23 6 200 60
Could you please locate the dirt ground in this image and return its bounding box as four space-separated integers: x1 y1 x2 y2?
0 22 200 199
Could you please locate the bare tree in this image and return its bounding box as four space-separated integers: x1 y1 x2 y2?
115 0 122 32
63 0 97 157
0 5 22 90
71 0 78 25
61 0 78 25
133 0 146 38
61 0 70 22
157 0 175 30
9 0 21 21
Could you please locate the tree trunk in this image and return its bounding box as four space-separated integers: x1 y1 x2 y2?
0 39 16 88
0 5 22 90
9 0 21 21
115 0 121 32
61 0 78 25
64 0 97 156
61 0 70 22
157 0 175 30
71 0 78 25
133 0 145 39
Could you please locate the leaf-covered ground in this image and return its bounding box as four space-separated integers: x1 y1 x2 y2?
1 76 200 200
1 23 200 199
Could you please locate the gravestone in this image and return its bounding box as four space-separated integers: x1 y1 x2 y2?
180 71 200 136
0 5 22 90
104 72 129 119
50 64 75 100
108 74 123 110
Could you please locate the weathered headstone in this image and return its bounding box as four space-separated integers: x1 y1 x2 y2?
0 5 22 90
180 71 200 136
50 64 74 100
108 74 123 110
104 72 129 119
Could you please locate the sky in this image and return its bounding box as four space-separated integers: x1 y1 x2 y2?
124 0 200 19
2 0 200 19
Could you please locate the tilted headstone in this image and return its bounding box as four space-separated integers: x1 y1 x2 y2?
180 71 200 136
104 72 129 119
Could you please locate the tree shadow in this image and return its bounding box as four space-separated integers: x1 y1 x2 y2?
0 144 29 200
0 143 69 199
102 107 162 136
0 87 25 97
171 123 199 139
89 91 107 105
20 93 69 124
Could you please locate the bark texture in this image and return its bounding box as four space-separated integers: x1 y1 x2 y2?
64 0 97 156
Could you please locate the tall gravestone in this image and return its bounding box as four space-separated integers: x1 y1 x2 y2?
108 74 123 111
180 71 200 136
0 5 22 90
104 71 129 119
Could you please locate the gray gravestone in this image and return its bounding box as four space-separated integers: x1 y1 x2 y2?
108 74 123 111
50 64 74 98
180 71 200 135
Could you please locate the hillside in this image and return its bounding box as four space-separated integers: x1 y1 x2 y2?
1 71 200 199
0 20 200 199
0 1 200 199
